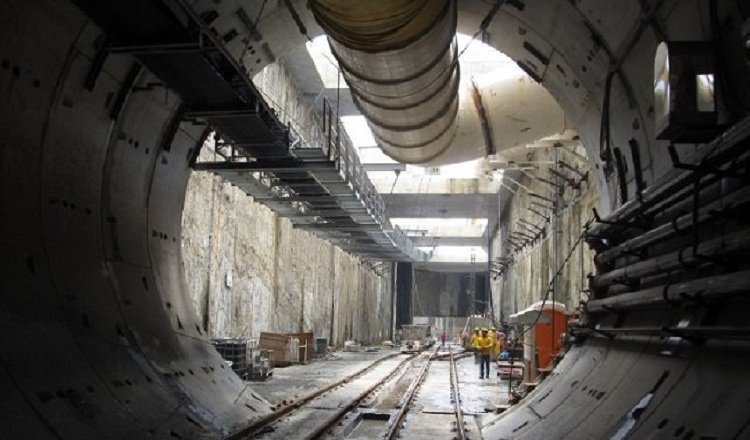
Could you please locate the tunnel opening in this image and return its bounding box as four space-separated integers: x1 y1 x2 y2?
2 0 750 439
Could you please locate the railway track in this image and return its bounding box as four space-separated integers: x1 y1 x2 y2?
236 352 414 439
385 345 473 440
382 351 435 439
237 345 472 439
449 350 467 440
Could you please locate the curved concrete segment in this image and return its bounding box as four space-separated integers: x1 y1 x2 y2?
483 338 750 439
0 1 271 438
1 0 750 439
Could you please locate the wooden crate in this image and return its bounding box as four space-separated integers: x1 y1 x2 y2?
258 331 315 366
287 331 314 364
259 332 291 366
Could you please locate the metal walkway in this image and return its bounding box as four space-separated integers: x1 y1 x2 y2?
193 100 425 261
75 0 426 261
75 0 425 261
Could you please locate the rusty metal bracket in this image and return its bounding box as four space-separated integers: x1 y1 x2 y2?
549 168 578 189
528 192 556 204
528 207 550 222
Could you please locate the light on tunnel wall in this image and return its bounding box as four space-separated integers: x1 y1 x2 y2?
654 41 722 142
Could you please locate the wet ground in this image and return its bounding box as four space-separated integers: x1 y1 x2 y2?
249 344 510 439
399 346 512 440
250 349 398 406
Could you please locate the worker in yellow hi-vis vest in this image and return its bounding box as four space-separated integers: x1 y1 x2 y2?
478 328 494 379
469 328 480 364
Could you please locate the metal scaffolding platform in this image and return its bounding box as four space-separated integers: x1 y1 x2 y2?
192 100 425 262
75 0 423 261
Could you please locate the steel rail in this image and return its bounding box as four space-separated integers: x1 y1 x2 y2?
383 350 436 439
449 350 467 440
232 352 405 439
305 354 418 440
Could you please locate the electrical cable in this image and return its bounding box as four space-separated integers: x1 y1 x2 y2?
514 219 593 340
599 70 615 173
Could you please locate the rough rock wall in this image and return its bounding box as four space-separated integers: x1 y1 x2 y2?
413 270 488 317
180 61 392 346
490 145 598 319
181 166 392 346
253 61 322 146
413 270 463 316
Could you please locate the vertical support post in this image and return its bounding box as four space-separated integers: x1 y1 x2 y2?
468 254 476 315
613 147 629 203
552 147 560 362
391 261 397 341
487 223 493 321
329 246 336 345
628 138 646 196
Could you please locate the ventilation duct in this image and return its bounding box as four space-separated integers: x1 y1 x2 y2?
309 0 460 164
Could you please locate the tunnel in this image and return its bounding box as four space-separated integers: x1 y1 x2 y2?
1 0 749 438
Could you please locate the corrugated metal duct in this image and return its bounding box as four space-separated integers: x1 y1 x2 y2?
309 0 460 164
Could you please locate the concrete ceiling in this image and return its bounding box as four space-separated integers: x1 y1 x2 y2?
384 193 497 218
282 31 568 166
273 7 569 266
386 193 498 252
283 45 359 116
410 236 486 247
414 262 488 273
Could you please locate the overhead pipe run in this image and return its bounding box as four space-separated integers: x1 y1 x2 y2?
580 115 750 345
309 0 460 164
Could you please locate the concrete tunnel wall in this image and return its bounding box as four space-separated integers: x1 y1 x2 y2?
489 143 600 319
1 0 750 439
0 1 273 437
468 1 750 437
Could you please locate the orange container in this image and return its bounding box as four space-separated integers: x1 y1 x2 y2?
534 306 567 370
510 301 567 372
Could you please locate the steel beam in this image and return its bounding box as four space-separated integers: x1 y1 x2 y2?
361 163 407 172
184 108 261 119
293 224 382 231
409 236 485 246
194 161 335 172
106 38 206 55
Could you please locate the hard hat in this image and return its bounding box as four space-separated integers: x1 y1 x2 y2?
474 327 479 331
481 327 488 332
